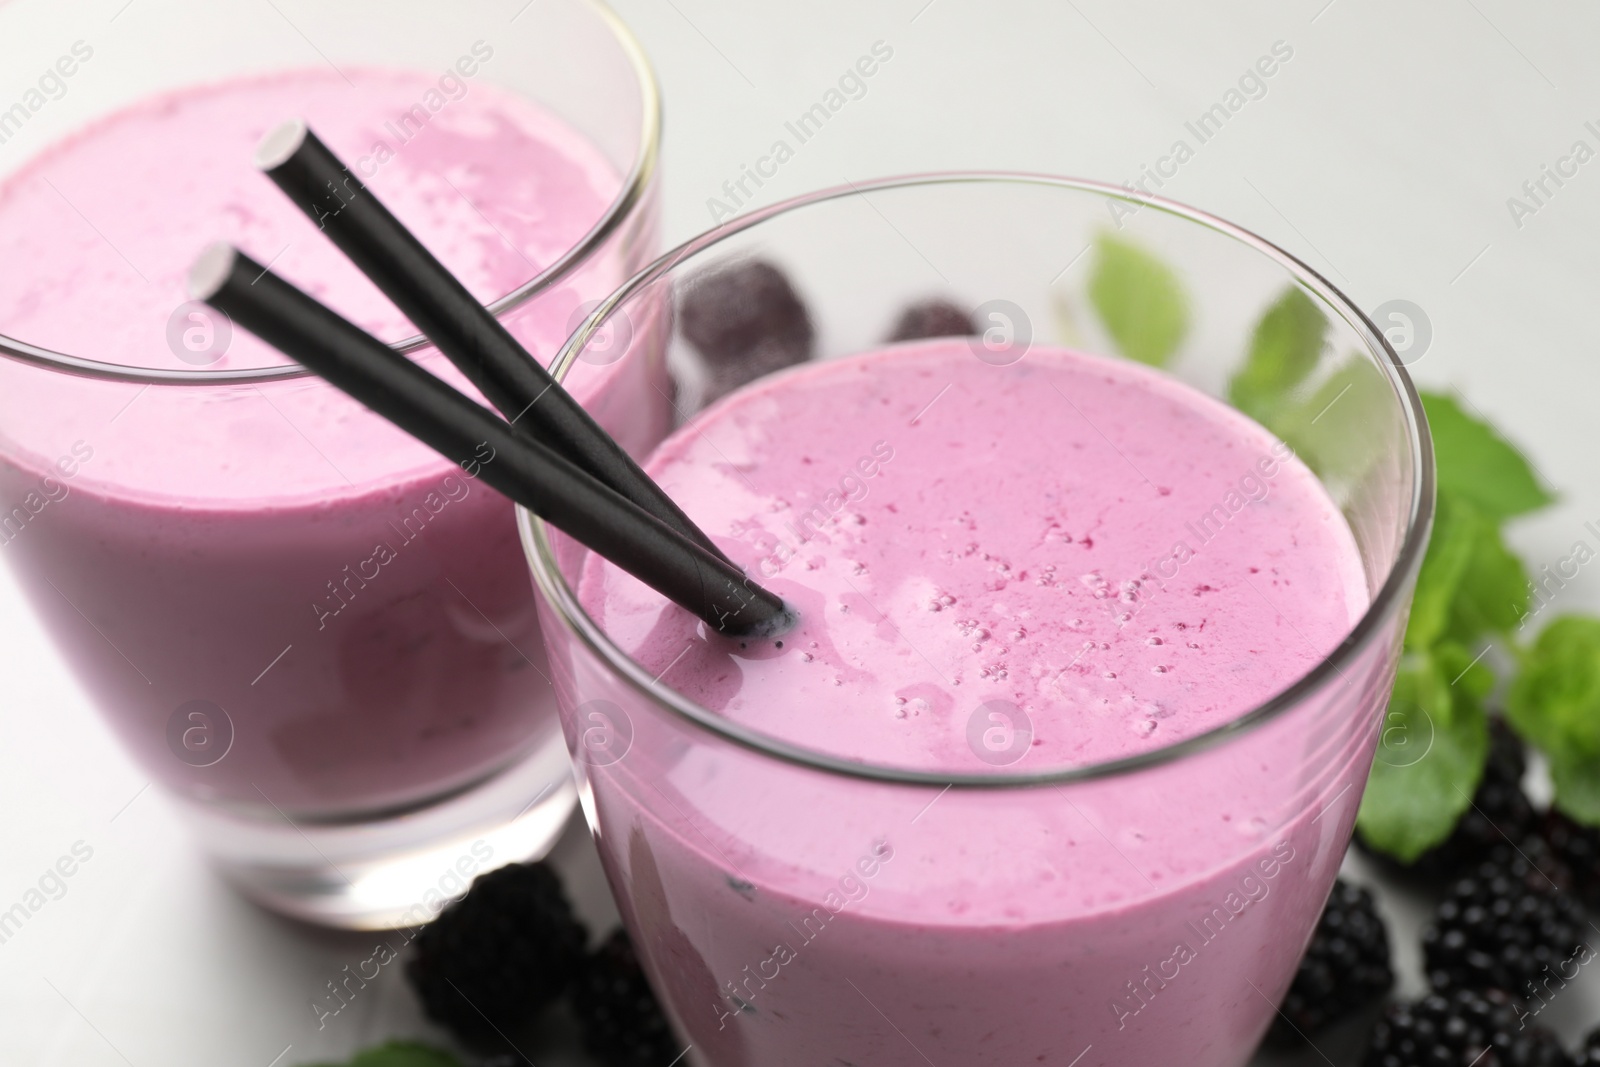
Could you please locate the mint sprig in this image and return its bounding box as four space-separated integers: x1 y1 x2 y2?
1405 495 1529 651
1422 392 1554 520
1223 285 1398 485
1087 233 1189 367
1509 616 1600 823
1081 244 1567 855
1354 394 1548 858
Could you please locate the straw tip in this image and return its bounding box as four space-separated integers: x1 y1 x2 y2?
187 243 237 301
254 118 309 171
744 601 800 642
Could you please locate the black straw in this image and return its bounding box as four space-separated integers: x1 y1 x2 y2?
254 120 727 562
189 244 792 639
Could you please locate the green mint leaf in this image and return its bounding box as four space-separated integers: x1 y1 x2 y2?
1227 286 1328 424
1357 646 1490 862
1508 614 1600 824
1444 504 1529 642
1265 357 1394 484
1405 494 1478 651
305 1042 465 1067
1407 496 1530 650
1548 748 1600 826
1087 233 1189 367
1436 639 1495 701
1421 391 1554 519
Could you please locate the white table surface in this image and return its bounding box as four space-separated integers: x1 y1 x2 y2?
5 1 1600 1064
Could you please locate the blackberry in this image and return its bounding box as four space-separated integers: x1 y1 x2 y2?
679 258 812 368
569 928 680 1067
1543 808 1600 910
887 299 976 342
678 260 813 406
1271 879 1392 1041
1422 848 1587 1000
701 341 808 407
405 861 587 1053
1363 988 1570 1067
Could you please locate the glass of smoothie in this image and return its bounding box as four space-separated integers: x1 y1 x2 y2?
0 0 661 928
523 176 1432 1066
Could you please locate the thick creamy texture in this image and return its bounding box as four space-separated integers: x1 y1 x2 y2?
583 341 1368 772
0 69 664 815
570 342 1385 1067
0 66 632 501
0 65 611 371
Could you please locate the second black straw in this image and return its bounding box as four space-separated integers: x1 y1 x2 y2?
254 119 727 563
189 244 793 639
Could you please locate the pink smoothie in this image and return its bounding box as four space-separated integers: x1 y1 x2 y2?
0 68 664 816
571 341 1383 1066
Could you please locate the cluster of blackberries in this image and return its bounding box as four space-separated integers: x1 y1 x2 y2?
1271 879 1394 1041
404 861 678 1067
1365 988 1572 1067
675 258 976 408
1284 718 1600 1066
1422 848 1588 998
1374 849 1594 1066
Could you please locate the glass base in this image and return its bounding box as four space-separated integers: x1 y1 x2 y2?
182 735 577 930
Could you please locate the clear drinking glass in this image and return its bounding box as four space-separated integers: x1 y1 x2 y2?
0 0 661 928
523 176 1433 1066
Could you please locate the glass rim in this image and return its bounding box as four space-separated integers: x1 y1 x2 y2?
522 171 1436 791
0 0 661 387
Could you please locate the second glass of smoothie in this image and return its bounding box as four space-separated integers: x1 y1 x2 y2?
525 176 1432 1066
0 0 662 928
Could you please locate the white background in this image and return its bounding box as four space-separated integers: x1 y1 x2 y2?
3 1 1599 1064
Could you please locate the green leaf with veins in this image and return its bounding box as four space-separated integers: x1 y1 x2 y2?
1421 391 1554 520
1357 646 1490 863
1508 615 1600 825
1087 233 1189 367
1228 286 1328 424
